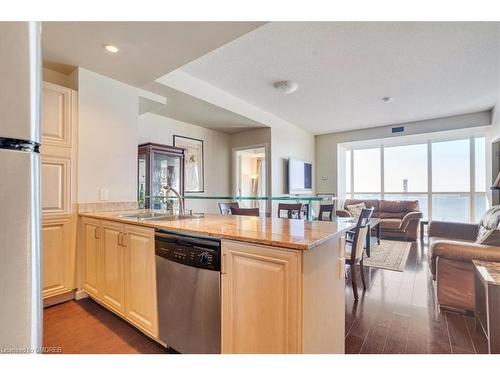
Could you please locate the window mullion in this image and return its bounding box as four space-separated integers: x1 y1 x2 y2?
428 140 432 220
381 146 385 199
470 136 475 223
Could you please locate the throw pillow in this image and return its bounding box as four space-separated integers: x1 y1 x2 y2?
476 205 500 244
346 202 366 218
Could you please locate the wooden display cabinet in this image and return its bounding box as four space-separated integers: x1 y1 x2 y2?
138 143 185 209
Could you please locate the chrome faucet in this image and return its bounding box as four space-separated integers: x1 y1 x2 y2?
162 184 185 216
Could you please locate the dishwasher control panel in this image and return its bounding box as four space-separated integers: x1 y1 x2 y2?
155 230 220 271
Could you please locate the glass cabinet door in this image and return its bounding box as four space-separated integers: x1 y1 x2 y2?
138 153 147 208
138 143 185 210
151 151 181 209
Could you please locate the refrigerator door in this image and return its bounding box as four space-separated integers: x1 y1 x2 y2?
0 22 41 143
0 21 42 352
0 149 41 351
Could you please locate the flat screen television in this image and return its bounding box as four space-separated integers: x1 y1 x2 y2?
288 158 312 194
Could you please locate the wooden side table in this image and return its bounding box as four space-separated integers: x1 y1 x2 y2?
473 260 500 354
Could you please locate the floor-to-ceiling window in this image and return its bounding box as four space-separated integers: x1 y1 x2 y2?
343 135 488 222
353 148 381 200
384 143 429 219
431 139 470 222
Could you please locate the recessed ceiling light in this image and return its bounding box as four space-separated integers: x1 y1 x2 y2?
273 80 299 94
382 97 393 103
103 44 119 53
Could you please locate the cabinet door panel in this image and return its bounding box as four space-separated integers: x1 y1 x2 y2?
221 240 301 354
124 225 158 337
101 221 125 315
42 222 66 297
41 156 70 216
42 218 74 298
41 82 72 147
82 218 101 298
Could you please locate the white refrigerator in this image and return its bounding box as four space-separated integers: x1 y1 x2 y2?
0 21 42 352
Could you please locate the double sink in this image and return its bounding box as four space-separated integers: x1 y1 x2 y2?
116 211 204 221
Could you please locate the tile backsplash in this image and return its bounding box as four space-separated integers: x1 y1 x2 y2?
78 201 138 213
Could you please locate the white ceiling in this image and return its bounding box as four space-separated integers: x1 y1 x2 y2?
142 82 266 134
179 22 500 135
42 21 265 86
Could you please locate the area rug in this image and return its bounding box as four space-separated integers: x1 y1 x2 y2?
363 240 411 272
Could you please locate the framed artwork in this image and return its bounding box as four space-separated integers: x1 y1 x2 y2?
173 135 204 192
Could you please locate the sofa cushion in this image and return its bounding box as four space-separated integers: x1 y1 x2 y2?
380 200 419 214
344 199 380 212
379 212 405 219
346 202 366 217
477 205 500 243
380 218 403 231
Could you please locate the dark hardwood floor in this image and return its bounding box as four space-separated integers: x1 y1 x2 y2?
345 240 488 354
43 298 171 354
44 239 487 354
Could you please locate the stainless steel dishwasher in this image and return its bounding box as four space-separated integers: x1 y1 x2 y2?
155 230 221 354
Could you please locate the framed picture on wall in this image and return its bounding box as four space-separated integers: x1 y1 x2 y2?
173 135 204 192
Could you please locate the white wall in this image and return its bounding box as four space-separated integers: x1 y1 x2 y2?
161 71 316 214
271 122 315 196
316 110 492 195
138 112 231 213
78 68 139 203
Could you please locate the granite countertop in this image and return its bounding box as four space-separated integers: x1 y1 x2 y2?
80 210 356 250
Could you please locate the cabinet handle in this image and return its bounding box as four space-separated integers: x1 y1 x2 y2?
121 233 127 247
118 232 123 246
94 227 99 239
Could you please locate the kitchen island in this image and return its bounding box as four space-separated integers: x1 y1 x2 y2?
79 211 354 354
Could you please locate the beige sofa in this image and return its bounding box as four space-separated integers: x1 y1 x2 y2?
336 199 422 241
428 212 500 312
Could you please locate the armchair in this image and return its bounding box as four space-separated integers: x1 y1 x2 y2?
428 217 500 313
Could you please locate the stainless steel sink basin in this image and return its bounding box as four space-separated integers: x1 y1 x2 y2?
147 213 204 221
116 212 167 220
116 212 204 221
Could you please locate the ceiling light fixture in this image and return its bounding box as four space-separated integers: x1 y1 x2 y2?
382 96 393 103
273 80 299 94
103 44 119 53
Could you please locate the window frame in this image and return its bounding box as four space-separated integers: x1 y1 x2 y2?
343 135 488 222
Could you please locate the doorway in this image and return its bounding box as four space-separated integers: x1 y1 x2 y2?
234 147 266 212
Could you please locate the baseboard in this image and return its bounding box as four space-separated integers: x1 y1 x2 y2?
44 290 75 308
75 290 89 300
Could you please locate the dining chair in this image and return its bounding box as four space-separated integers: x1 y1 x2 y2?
218 202 239 215
229 206 260 217
277 203 304 219
317 203 335 221
345 207 374 300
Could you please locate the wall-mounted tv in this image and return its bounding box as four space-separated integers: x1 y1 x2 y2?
288 158 312 195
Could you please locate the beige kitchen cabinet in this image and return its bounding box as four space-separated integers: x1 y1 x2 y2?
221 237 346 354
123 224 158 337
100 220 126 316
42 218 73 298
82 219 158 338
221 240 302 354
81 217 101 299
41 81 77 303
